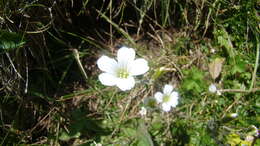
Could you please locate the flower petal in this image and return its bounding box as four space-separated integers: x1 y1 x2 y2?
169 98 178 108
98 73 117 86
170 91 179 99
97 56 118 73
117 47 135 64
169 92 179 107
162 103 171 112
116 76 135 91
154 92 163 103
163 84 173 94
129 58 149 76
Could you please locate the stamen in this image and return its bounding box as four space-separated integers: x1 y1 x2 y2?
117 68 129 79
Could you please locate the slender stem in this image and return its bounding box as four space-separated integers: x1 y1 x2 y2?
250 37 260 91
219 88 260 93
72 49 88 83
5 53 23 80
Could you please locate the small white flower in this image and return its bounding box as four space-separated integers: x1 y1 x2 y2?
210 48 216 54
154 84 179 112
139 107 147 116
230 113 238 118
97 47 149 91
216 90 222 96
209 84 217 93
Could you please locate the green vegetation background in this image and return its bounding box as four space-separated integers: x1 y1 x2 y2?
0 0 259 145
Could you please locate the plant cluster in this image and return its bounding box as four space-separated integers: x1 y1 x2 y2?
0 0 259 145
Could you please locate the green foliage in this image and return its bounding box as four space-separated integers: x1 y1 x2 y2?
0 30 25 53
1 0 260 145
182 67 206 93
213 27 235 62
58 109 110 142
216 0 259 50
116 119 154 146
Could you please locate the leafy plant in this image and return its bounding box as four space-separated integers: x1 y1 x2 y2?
0 30 25 53
182 67 207 93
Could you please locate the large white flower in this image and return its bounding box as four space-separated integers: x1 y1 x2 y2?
154 84 179 112
97 46 149 91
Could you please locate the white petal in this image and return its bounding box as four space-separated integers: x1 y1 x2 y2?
129 58 149 76
168 92 179 107
97 56 118 73
117 47 135 64
170 91 179 99
116 76 135 91
98 73 117 86
162 103 171 112
154 92 163 103
169 98 178 108
163 84 173 94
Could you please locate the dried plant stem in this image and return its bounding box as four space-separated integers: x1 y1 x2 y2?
5 53 23 80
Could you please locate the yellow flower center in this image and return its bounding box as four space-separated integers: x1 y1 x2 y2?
163 95 170 103
117 68 129 79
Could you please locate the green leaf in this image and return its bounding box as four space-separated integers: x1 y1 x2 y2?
59 129 81 141
231 57 246 75
123 128 137 137
0 30 26 53
151 67 165 81
182 67 206 93
214 27 235 61
136 120 154 146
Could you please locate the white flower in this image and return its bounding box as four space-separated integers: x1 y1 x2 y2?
139 107 147 116
230 113 238 118
209 84 222 95
97 46 149 91
210 48 216 54
208 84 217 93
154 84 179 112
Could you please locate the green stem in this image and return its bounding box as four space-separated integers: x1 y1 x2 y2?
72 49 88 83
250 37 259 91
